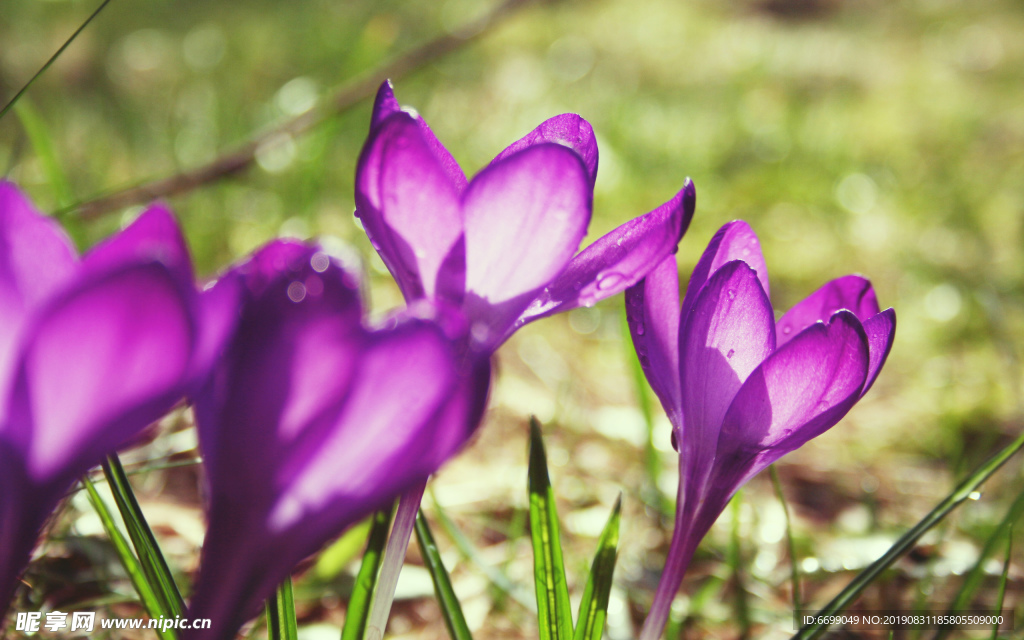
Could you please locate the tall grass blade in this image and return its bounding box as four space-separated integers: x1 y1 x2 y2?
791 430 1024 640
340 507 395 640
14 100 74 209
728 492 751 640
573 495 621 640
102 454 185 618
414 511 473 640
429 492 536 612
934 485 1024 640
770 465 802 613
528 417 574 640
266 576 299 640
0 0 114 121
990 527 1011 640
81 476 176 640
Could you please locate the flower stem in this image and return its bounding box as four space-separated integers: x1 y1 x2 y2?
638 495 699 640
365 481 426 640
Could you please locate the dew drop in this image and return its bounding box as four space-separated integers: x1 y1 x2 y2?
782 325 792 335
670 431 679 452
727 289 736 300
635 323 646 336
596 271 625 291
286 281 307 303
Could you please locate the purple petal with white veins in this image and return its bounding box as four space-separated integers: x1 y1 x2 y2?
678 260 775 496
370 82 467 191
680 221 769 321
462 144 591 338
489 113 599 186
712 310 869 493
356 113 465 300
4 263 194 485
515 179 695 328
625 255 682 426
776 275 880 348
861 307 896 396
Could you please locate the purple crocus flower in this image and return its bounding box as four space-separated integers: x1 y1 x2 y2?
183 240 490 640
0 182 236 617
626 221 896 640
355 81 695 351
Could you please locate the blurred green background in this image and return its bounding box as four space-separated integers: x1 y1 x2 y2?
3 0 1024 638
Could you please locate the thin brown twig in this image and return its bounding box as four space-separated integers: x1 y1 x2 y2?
71 0 537 220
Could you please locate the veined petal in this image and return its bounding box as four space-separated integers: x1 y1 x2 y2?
625 255 682 426
862 307 896 396
775 275 880 348
680 221 768 321
4 263 194 484
463 144 591 338
355 113 465 300
515 179 695 327
489 113 599 187
370 81 467 191
679 261 774 495
712 310 869 493
81 204 194 287
0 183 78 399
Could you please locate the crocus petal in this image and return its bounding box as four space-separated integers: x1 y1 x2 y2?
514 179 695 329
186 272 242 394
187 242 486 640
462 144 591 340
370 81 467 191
0 183 78 395
625 255 682 426
712 310 869 494
356 113 465 300
489 113 599 187
775 275 880 348
680 221 769 321
3 263 194 485
678 260 775 495
81 204 194 287
861 307 896 396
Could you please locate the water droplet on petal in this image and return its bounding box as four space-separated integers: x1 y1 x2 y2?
726 289 737 300
670 431 679 452
287 281 307 303
310 252 331 273
726 348 735 359
782 325 792 335
596 271 625 291
470 322 491 345
635 323 646 336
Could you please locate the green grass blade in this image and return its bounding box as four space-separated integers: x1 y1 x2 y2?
14 100 74 209
573 495 621 640
81 476 176 640
0 0 114 121
102 454 186 618
934 485 1024 640
728 492 751 640
792 430 1024 640
340 506 395 640
991 527 1011 640
428 491 536 612
266 576 299 640
414 511 474 640
528 417 574 640
770 465 802 613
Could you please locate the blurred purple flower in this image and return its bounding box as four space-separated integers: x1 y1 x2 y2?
183 240 490 640
355 81 695 350
0 182 236 616
626 221 896 640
